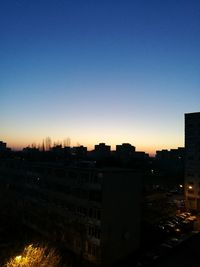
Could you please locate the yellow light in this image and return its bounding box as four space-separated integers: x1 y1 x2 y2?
188 185 193 189
15 255 22 262
179 184 183 188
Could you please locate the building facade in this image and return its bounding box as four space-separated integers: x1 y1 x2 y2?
0 160 141 267
116 143 136 158
185 112 200 210
93 143 111 159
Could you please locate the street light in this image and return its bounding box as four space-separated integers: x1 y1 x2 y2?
15 256 22 262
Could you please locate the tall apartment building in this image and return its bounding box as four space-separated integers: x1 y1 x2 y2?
66 167 141 266
185 112 200 210
0 160 141 266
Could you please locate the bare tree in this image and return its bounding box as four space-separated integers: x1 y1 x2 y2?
31 142 36 148
5 244 61 267
63 138 71 147
42 139 45 151
45 137 52 151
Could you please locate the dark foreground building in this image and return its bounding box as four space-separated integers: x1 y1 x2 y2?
0 160 141 267
185 112 200 210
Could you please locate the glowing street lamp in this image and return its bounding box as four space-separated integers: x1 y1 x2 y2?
15 255 22 262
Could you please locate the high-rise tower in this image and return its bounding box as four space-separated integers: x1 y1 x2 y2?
185 112 200 210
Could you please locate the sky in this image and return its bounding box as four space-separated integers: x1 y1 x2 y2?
0 0 200 155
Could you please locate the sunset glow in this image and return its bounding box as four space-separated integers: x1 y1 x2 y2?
1 0 199 155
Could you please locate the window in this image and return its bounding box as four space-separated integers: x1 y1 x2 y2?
97 210 101 220
68 172 77 179
55 169 65 177
89 173 102 184
188 190 194 195
80 172 90 183
187 197 195 201
74 189 89 200
92 245 97 256
89 190 102 202
87 242 92 254
88 225 101 239
74 239 81 249
86 242 98 257
77 206 88 216
89 208 101 220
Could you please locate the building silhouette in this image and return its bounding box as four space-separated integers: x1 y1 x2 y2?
0 141 7 151
156 147 184 160
71 145 87 159
0 159 141 266
116 143 135 159
185 112 200 210
93 143 111 159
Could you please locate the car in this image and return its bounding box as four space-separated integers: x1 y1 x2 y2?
186 216 197 221
181 212 192 218
161 243 173 249
176 214 187 220
174 215 184 222
165 221 176 227
169 237 179 243
168 218 180 226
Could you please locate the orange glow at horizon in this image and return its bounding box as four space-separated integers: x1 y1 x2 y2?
3 137 183 157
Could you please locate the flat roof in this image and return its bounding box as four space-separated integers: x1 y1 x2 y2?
185 112 200 115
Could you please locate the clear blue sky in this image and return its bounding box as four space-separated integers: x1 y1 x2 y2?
0 0 200 154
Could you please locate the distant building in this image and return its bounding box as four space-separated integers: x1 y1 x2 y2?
116 143 135 159
23 147 39 153
0 141 11 153
153 147 185 189
156 147 184 160
185 112 200 210
133 151 149 159
72 145 87 159
93 143 111 159
0 141 7 151
51 144 63 152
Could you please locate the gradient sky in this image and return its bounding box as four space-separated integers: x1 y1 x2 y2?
1 0 200 154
